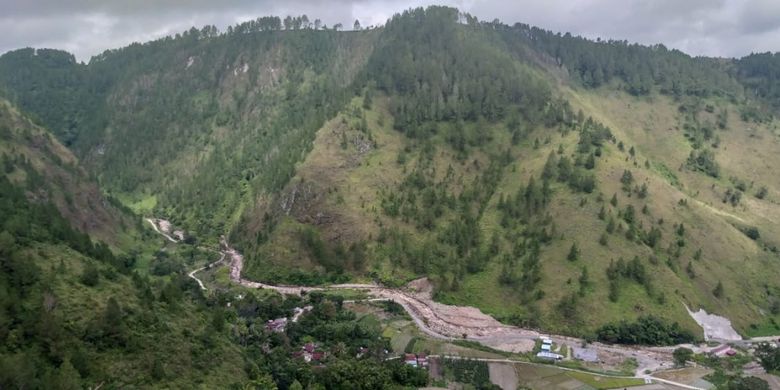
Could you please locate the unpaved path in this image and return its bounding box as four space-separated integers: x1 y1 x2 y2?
690 198 746 223
187 252 225 291
145 218 179 243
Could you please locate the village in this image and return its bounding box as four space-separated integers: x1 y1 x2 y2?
258 298 780 390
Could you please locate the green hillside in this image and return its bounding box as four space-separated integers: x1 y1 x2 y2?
0 98 431 388
1 5 780 343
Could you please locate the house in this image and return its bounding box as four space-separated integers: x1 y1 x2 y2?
710 344 736 357
293 342 326 363
417 353 429 368
404 353 418 367
266 318 287 332
536 351 564 360
540 337 553 352
402 353 429 369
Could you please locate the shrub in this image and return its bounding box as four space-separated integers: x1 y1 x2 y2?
80 263 100 286
596 315 695 345
740 226 760 240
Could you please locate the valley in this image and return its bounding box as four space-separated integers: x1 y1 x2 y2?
3 4 780 389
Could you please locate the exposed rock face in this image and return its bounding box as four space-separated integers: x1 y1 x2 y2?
685 305 742 341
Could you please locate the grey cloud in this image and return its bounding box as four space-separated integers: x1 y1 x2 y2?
0 0 779 62
737 0 780 34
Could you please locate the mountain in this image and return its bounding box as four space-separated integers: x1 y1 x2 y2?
2 6 780 340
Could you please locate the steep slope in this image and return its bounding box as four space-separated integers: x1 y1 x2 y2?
1 6 779 340
0 27 377 240
0 98 132 246
229 8 780 338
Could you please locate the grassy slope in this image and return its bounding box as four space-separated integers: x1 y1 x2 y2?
243 84 780 338
455 86 780 335
561 87 780 333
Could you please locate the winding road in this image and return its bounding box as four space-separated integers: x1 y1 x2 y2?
146 218 778 388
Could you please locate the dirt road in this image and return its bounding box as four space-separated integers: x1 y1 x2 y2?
146 217 776 380
145 218 179 243
148 218 669 375
217 234 671 375
187 251 225 291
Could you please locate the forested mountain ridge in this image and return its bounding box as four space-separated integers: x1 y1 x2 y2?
1 27 376 239
2 6 780 340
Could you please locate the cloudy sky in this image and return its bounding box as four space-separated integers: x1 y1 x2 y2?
2 0 779 62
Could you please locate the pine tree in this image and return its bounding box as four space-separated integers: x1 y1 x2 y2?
585 153 596 169
53 358 81 390
638 183 649 198
567 242 579 261
80 263 100 287
290 380 305 390
606 217 616 234
713 281 724 298
686 262 696 279
578 266 589 297
608 280 619 302
102 297 124 346
151 358 166 381
620 170 634 191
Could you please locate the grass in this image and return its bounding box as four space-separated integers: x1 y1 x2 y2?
404 337 419 353
745 318 780 337
114 192 157 214
323 288 369 301
565 371 645 389
412 339 505 360
385 321 414 354
451 340 513 358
